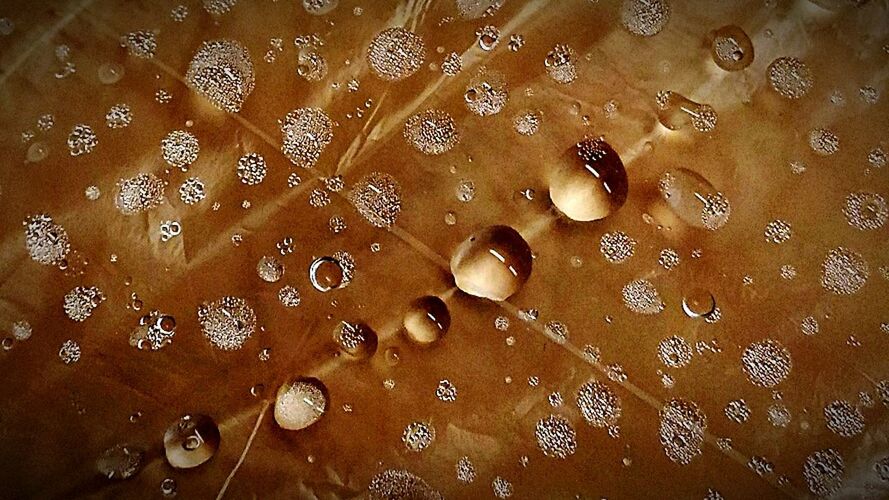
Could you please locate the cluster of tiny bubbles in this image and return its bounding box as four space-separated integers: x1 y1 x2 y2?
301 0 338 16
655 90 717 133
659 398 706 465
332 321 378 359
620 0 671 36
236 152 267 185
724 399 751 424
67 124 97 156
435 379 457 402
441 51 462 76
129 310 176 350
543 320 569 344
544 44 578 84
768 57 814 99
464 66 508 116
367 469 442 500
328 215 347 233
657 336 693 368
178 177 206 205
455 179 476 202
874 456 889 482
161 130 200 170
348 172 402 228
24 214 70 266
682 288 716 318
122 30 157 59
58 339 81 364
492 476 514 499
621 279 665 315
843 191 887 230
63 286 105 322
274 377 328 430
403 109 460 155
710 25 754 71
324 175 344 192
800 315 819 336
767 402 791 427
155 89 173 104
115 173 166 215
170 4 188 22
196 296 256 350
160 478 177 497
809 128 840 156
202 0 237 16
279 107 333 168
600 231 636 263
575 381 622 427
403 295 450 346
747 456 774 477
859 85 879 104
297 46 328 81
11 320 32 342
513 109 541 136
402 421 435 452
456 456 476 483
551 135 629 221
105 104 132 128
821 246 869 295
868 147 887 168
763 219 792 243
823 400 864 437
535 414 577 459
96 444 144 479
508 33 525 51
741 339 792 388
256 255 284 282
450 225 533 301
308 187 331 208
163 414 220 469
185 39 255 112
804 449 845 497
659 248 680 270
476 25 500 50
366 27 426 81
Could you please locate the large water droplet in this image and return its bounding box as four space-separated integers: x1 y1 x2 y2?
332 321 378 359
163 414 220 469
710 25 754 71
656 91 717 132
681 288 716 317
658 168 731 230
550 136 628 222
274 377 329 431
309 256 345 292
403 296 451 346
451 225 532 301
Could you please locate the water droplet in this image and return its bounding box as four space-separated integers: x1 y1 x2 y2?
451 225 533 301
274 377 329 430
658 168 731 230
682 288 715 317
656 91 717 132
98 62 125 84
26 142 49 163
332 321 378 359
710 25 754 71
97 444 144 480
403 296 450 346
550 136 628 221
163 414 220 469
309 256 345 292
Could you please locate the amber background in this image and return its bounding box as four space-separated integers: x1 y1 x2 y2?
1 0 888 498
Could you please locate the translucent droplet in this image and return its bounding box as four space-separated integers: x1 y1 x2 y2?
26 142 49 163
332 321 378 359
274 377 329 430
384 346 401 366
98 62 125 84
656 91 717 132
710 25 754 71
658 168 731 230
451 225 533 301
681 288 716 318
403 296 451 346
97 444 144 480
163 414 220 469
550 136 628 222
309 256 344 292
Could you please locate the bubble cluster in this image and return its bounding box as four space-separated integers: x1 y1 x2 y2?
513 110 541 136
197 296 256 350
435 379 457 402
621 0 670 36
349 172 402 228
178 177 206 205
403 109 460 155
535 414 577 459
763 219 792 243
302 0 337 15
280 107 333 168
576 381 622 427
368 469 442 500
821 247 869 295
277 285 301 307
274 377 328 430
455 456 476 483
366 27 426 81
622 279 664 315
58 339 81 364
237 153 267 185
402 421 435 452
441 52 462 76
803 449 844 497
161 130 199 169
768 57 813 99
332 321 377 358
823 400 864 437
123 30 156 59
710 25 754 71
809 128 839 156
464 67 508 116
659 398 706 465
24 214 70 266
116 173 165 215
63 286 105 322
600 231 636 263
105 104 132 128
544 320 569 344
724 399 750 423
256 255 284 282
843 192 887 230
186 39 255 112
741 339 791 387
658 336 693 368
544 44 578 84
67 124 97 156
97 444 144 479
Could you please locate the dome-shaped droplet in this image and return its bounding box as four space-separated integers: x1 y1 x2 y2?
550 136 628 222
403 296 451 346
450 225 532 301
332 321 378 359
309 256 345 292
710 25 754 71
656 91 717 132
274 377 329 430
163 414 220 469
681 288 715 317
658 168 731 230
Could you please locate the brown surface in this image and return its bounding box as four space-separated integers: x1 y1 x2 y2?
1 0 888 498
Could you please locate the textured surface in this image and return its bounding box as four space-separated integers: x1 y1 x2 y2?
1 0 888 498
